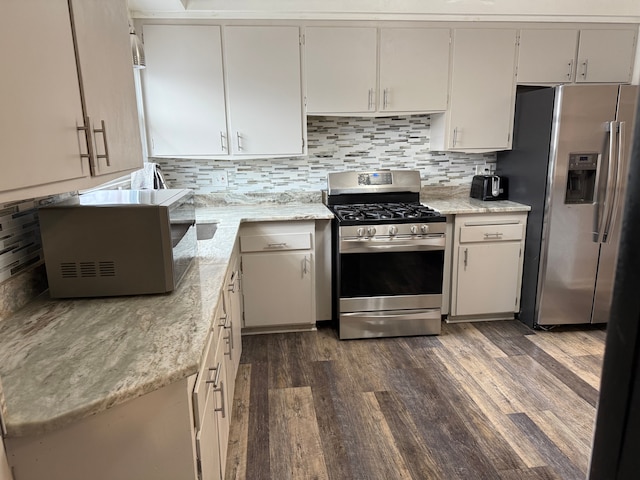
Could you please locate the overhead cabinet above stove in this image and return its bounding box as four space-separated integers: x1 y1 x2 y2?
304 26 450 115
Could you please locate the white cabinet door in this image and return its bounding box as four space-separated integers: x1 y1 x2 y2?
455 242 521 316
576 29 637 83
196 391 222 480
379 28 450 113
212 337 230 480
71 0 143 176
242 252 313 328
143 25 227 156
305 27 377 114
226 252 243 375
446 28 517 152
224 26 304 156
0 0 88 196
517 29 579 84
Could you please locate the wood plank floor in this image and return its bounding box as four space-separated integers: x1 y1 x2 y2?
224 320 607 480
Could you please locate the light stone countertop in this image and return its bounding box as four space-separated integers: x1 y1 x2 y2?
422 196 531 215
0 203 333 438
0 197 528 438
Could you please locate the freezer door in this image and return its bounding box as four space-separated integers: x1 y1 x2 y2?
537 85 620 325
592 85 638 324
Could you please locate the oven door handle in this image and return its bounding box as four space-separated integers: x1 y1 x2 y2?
342 309 441 321
340 237 445 253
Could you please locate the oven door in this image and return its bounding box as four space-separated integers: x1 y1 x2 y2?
337 235 445 338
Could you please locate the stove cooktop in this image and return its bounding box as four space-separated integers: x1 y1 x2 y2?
330 202 444 225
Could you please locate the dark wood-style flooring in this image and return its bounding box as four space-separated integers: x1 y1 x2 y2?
224 320 606 480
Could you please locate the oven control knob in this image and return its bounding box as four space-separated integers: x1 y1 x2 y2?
367 227 377 236
356 227 366 237
421 224 429 234
388 226 398 236
410 225 418 235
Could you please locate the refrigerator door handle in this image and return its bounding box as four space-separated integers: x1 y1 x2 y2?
603 121 624 243
593 122 614 243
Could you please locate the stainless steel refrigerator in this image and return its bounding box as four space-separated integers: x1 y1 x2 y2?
497 84 638 327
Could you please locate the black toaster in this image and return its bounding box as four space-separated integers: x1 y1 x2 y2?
470 174 508 201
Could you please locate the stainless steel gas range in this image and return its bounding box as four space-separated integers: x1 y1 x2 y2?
325 170 446 339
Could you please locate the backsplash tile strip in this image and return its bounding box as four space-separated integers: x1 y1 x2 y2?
0 194 74 321
154 115 496 194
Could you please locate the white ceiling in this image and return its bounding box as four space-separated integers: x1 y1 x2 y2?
128 0 640 22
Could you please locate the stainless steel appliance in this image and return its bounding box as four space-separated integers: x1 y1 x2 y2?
470 174 508 200
325 170 446 339
497 84 638 327
39 189 196 298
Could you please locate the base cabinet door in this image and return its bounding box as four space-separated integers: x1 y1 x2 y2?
455 242 521 316
242 251 313 328
196 392 222 480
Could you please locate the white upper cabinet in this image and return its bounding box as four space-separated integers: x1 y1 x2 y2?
143 25 227 156
379 28 450 113
0 0 142 204
305 26 450 115
142 25 305 158
305 27 378 114
576 29 637 83
430 28 518 153
517 28 637 85
71 0 143 176
224 26 304 156
517 29 579 84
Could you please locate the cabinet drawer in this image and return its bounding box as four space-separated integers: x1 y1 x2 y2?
459 223 523 243
240 232 311 252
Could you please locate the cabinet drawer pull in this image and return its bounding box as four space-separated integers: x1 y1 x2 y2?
218 313 228 327
266 242 287 249
206 362 222 386
453 127 459 147
368 88 374 110
224 332 232 357
463 248 468 269
484 232 504 239
93 119 111 166
236 131 242 151
567 59 573 80
383 88 389 109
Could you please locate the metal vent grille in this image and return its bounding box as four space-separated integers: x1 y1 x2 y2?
98 261 116 277
79 262 96 277
60 263 78 278
59 262 117 279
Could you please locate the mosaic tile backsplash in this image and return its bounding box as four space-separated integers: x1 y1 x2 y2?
154 115 497 193
0 194 74 321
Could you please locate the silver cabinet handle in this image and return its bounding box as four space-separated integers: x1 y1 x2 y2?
383 88 389 110
76 115 96 174
220 131 227 152
453 127 459 147
212 362 226 418
567 60 573 80
580 59 588 80
463 248 468 269
302 255 310 276
93 120 111 167
206 362 222 386
266 242 287 249
224 332 232 357
218 313 228 327
483 232 504 239
236 131 242 151
368 88 374 110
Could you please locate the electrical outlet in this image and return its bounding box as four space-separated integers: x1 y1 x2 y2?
211 170 228 188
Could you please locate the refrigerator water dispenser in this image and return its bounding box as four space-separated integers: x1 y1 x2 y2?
565 153 598 204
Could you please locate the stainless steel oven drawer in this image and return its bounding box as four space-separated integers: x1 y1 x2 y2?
339 309 441 339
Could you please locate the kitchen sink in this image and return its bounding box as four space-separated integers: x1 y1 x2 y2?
196 222 218 240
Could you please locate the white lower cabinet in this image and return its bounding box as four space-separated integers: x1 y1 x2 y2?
449 212 527 322
240 221 315 331
5 291 238 480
